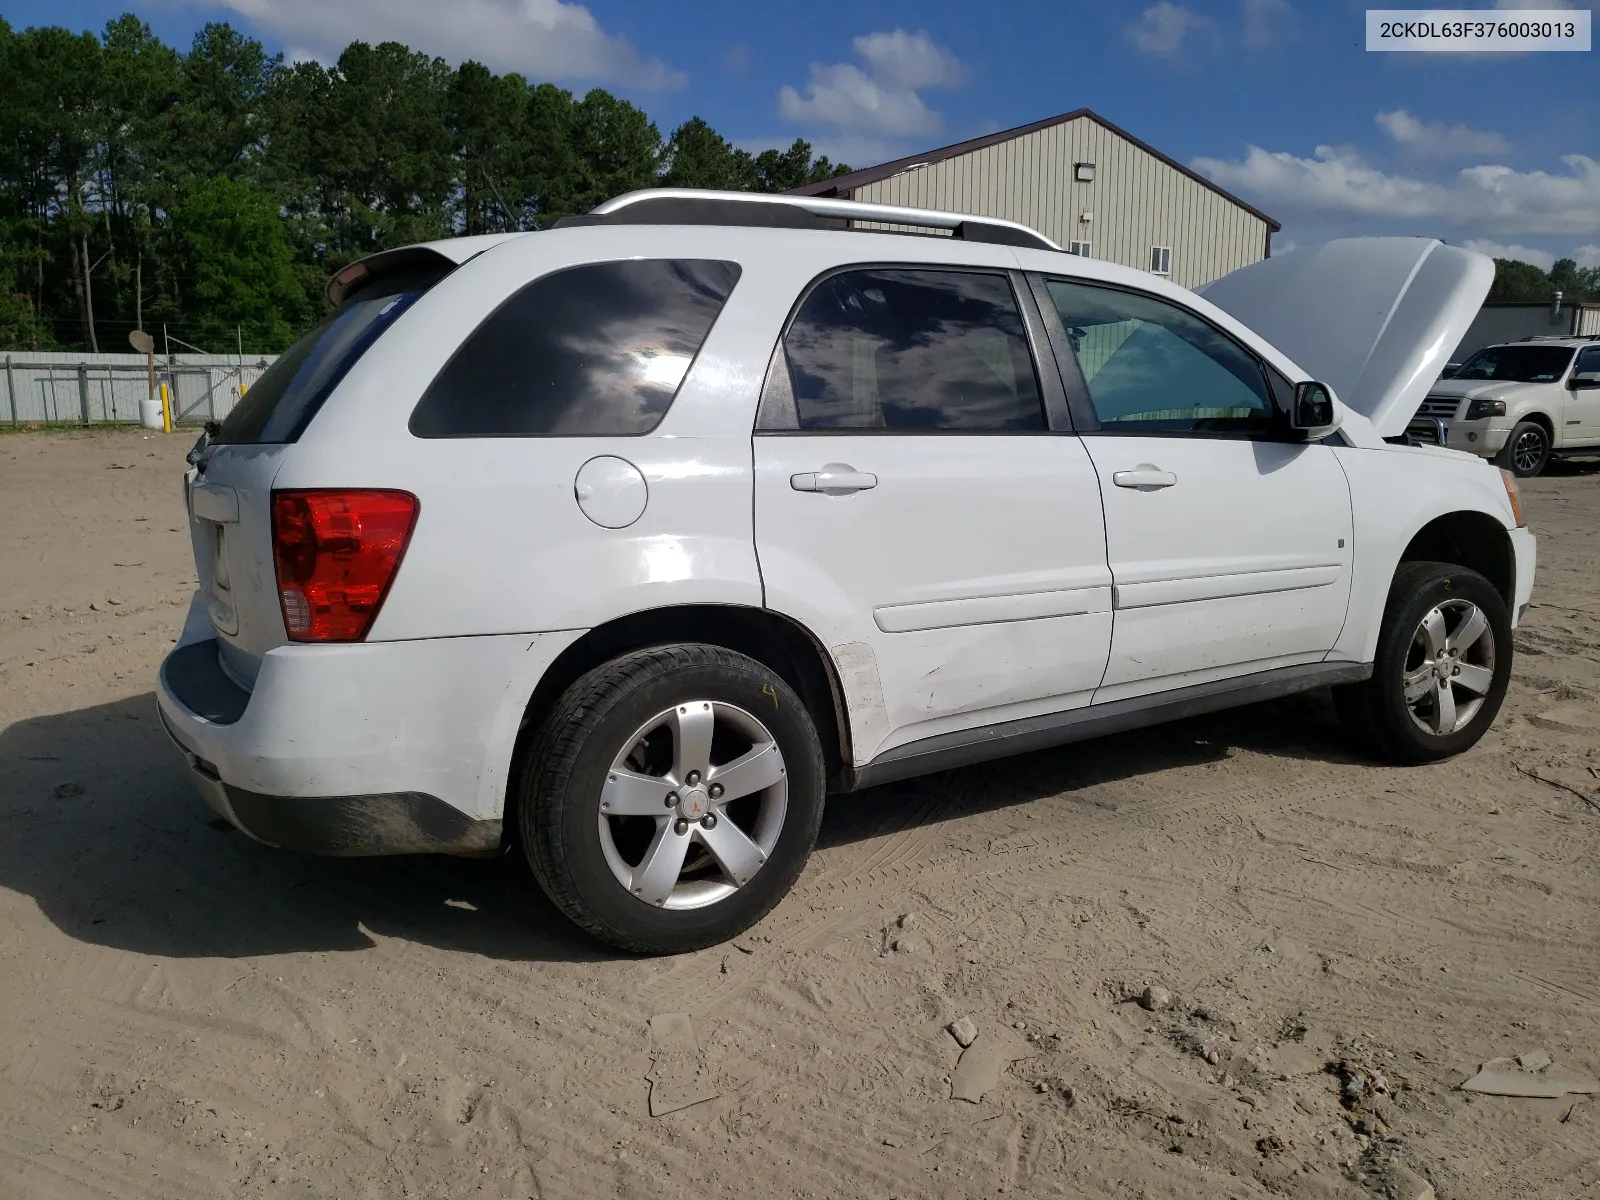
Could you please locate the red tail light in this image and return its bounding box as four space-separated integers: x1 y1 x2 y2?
271 489 419 642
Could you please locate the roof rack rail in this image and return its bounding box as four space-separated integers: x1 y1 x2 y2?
555 188 1062 252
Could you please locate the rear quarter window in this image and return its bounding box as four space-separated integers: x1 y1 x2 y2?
409 259 741 438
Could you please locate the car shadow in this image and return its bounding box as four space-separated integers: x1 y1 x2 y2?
1543 455 1600 477
819 687 1360 850
0 688 1363 962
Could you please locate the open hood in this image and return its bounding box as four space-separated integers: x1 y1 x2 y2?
1198 238 1494 438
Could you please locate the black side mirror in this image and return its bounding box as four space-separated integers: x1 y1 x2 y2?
1570 372 1600 391
1291 381 1338 434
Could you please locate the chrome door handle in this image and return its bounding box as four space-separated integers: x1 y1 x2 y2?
1112 464 1177 491
791 463 878 495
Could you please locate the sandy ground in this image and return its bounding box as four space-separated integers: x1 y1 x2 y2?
2 428 1599 1200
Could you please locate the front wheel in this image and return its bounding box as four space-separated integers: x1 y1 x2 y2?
1333 561 1512 764
1495 420 1550 477
519 644 826 954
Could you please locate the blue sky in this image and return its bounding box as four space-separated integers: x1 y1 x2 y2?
8 0 1598 266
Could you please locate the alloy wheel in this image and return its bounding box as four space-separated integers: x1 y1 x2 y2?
1511 427 1546 474
598 700 788 910
1402 598 1496 736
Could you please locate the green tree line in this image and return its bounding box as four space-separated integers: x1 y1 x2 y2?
0 14 848 354
1485 256 1600 306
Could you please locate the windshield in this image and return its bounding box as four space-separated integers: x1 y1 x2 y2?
1453 345 1574 384
213 290 423 445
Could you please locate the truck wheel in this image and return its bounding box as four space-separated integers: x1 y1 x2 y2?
519 644 826 954
1333 561 1511 764
1495 420 1550 477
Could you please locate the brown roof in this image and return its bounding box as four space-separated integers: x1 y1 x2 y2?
787 108 1280 232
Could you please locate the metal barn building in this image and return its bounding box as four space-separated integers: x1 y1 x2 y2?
790 108 1279 289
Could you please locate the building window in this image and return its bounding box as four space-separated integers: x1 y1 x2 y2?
1149 246 1172 276
1068 241 1092 258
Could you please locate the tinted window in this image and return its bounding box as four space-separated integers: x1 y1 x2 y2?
1047 280 1272 434
410 259 740 438
779 268 1044 431
214 291 422 444
1575 346 1600 375
1455 345 1574 383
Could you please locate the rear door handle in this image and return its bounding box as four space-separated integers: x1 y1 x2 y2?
1111 464 1177 491
791 463 878 495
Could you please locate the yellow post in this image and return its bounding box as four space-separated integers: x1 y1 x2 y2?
159 381 172 434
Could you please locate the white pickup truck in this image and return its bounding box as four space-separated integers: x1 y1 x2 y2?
1417 337 1600 476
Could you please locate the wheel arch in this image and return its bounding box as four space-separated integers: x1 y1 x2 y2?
1398 510 1515 609
506 605 853 835
1516 410 1555 439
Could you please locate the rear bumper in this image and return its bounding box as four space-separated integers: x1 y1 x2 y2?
158 708 501 855
156 604 583 855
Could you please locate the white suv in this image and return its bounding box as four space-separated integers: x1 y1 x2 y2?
1415 337 1600 476
157 194 1535 953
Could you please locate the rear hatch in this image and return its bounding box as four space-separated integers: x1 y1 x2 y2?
183 243 494 686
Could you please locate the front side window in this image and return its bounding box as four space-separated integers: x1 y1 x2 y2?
1047 279 1274 435
774 268 1044 432
410 258 740 438
1454 345 1575 384
1568 346 1599 376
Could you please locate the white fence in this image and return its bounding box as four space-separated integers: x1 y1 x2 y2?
1 351 278 426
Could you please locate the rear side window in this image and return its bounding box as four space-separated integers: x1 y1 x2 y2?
409 259 741 438
214 290 423 445
771 268 1044 432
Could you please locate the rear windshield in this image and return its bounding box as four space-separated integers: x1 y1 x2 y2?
1452 345 1575 384
214 277 438 444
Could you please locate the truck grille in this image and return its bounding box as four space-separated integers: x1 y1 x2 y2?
1416 396 1461 419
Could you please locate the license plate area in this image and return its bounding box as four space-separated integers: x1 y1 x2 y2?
189 480 242 637
204 521 239 635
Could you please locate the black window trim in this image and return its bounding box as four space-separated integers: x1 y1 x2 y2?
409 256 743 440
1025 270 1298 444
753 262 1066 437
1570 345 1600 378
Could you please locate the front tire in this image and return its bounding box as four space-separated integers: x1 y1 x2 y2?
1334 561 1512 764
1495 420 1550 477
519 644 826 954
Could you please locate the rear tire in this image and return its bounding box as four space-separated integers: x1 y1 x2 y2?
1333 561 1511 764
1495 420 1550 477
519 644 825 954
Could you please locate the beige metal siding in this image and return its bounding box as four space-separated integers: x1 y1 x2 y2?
852 115 1267 288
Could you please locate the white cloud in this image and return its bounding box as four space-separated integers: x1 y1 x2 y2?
206 0 685 89
1243 0 1293 48
1462 239 1557 269
1376 110 1510 158
1126 2 1213 55
1193 144 1600 236
779 30 964 137
1577 245 1600 268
